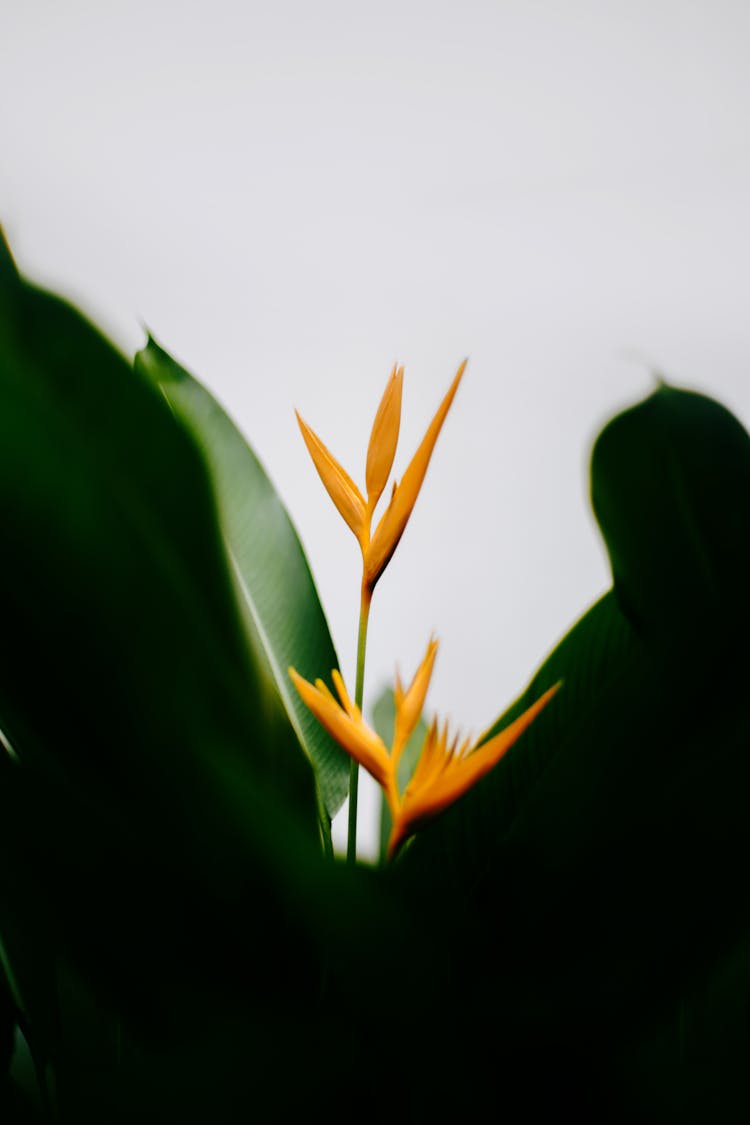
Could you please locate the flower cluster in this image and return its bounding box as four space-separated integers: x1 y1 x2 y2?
292 361 560 858
291 640 559 857
295 360 466 602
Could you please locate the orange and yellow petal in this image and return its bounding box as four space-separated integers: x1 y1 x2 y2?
295 411 368 545
388 680 561 858
289 666 393 792
365 364 403 514
392 637 439 767
457 682 561 792
331 668 359 719
365 359 466 589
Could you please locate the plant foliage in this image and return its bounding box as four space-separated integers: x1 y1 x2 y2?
0 230 748 1122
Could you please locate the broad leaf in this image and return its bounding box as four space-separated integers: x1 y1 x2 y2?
591 382 750 638
395 385 750 1116
0 230 320 842
135 337 349 824
0 231 338 1109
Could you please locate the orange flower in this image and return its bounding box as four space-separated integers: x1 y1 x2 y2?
295 361 466 599
290 641 560 859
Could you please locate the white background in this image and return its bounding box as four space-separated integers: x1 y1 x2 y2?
3 1 749 856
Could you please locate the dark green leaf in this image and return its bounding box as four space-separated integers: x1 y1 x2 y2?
395 385 750 1116
591 381 750 638
0 232 332 1072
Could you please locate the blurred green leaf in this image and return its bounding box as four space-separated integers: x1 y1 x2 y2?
591 382 750 638
1 230 468 1121
0 230 343 1112
0 975 14 1083
5 219 750 1121
395 384 750 1116
0 228 321 838
135 337 349 826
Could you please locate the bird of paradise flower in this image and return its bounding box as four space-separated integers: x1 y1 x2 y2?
291 639 560 858
295 360 467 859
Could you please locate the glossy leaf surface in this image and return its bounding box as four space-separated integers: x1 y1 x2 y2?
135 337 349 823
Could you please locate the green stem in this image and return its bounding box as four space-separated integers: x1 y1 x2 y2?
347 585 371 864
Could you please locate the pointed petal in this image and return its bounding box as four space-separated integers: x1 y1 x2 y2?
365 359 467 589
468 681 562 771
404 717 440 792
314 678 337 703
393 669 405 711
295 411 367 544
366 364 403 512
289 667 393 791
392 637 438 767
395 681 561 850
331 668 358 719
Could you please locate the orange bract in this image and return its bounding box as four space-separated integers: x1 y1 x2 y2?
295 361 466 597
290 640 561 859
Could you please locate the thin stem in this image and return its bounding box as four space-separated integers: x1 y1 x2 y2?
347 584 371 864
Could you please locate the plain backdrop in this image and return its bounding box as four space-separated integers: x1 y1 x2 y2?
2 0 749 857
